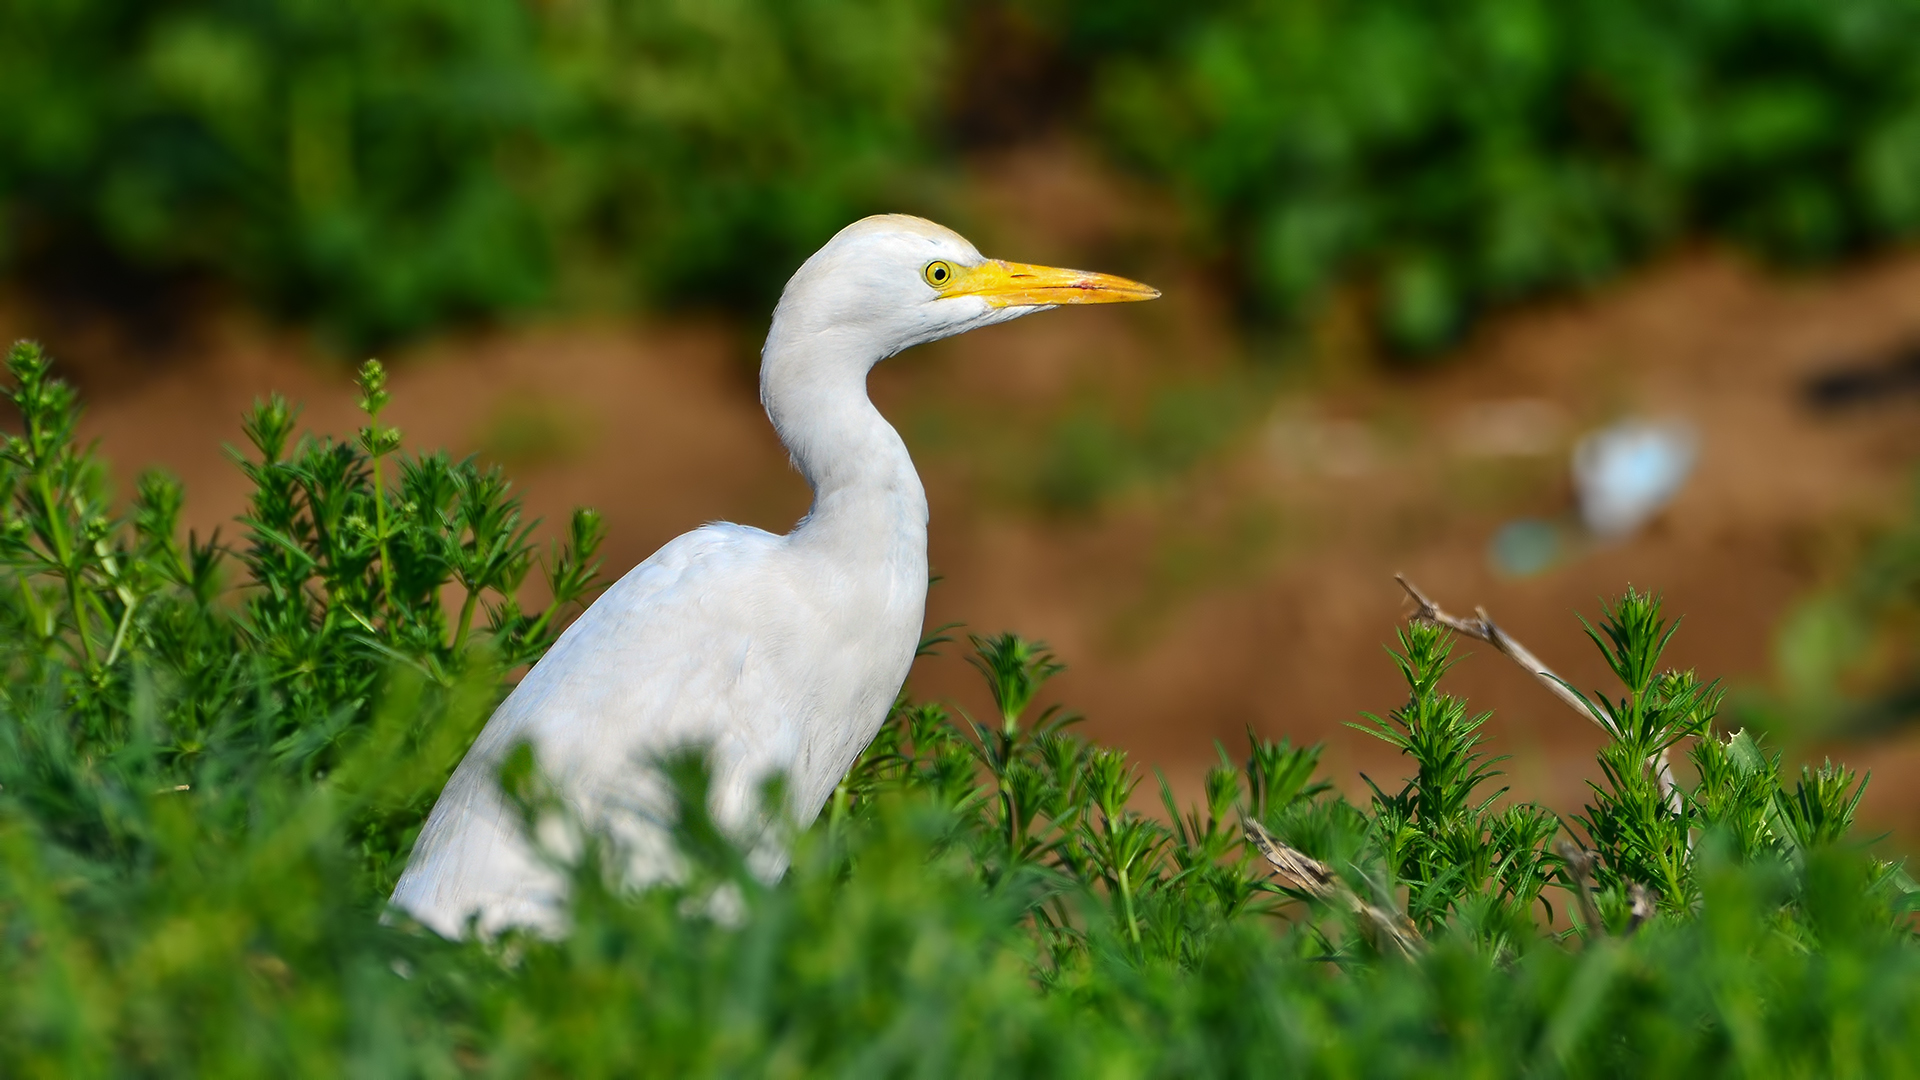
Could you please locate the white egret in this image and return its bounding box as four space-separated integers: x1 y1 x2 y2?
390 215 1157 936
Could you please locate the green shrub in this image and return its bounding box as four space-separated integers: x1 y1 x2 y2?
0 1 950 343
19 3 1920 352
1 337 1917 1074
0 340 605 888
1067 0 1920 350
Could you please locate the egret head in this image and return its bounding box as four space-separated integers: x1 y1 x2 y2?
768 214 1159 361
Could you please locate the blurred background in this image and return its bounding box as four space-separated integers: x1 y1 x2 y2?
3 0 1918 847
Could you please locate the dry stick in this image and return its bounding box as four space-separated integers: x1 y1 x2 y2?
1624 883 1658 934
1557 842 1660 941
1555 841 1607 940
1244 819 1423 959
1393 575 1682 815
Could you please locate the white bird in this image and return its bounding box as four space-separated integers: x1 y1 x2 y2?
390 215 1157 936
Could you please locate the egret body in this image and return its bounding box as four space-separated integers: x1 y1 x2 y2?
390 215 1156 936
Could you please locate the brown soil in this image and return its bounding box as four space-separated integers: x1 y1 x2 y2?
6 143 1920 849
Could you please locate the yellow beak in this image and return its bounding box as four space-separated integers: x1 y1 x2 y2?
943 260 1160 308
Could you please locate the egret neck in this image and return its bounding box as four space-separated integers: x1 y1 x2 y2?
761 321 929 571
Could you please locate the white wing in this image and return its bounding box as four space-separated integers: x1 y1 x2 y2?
391 522 833 936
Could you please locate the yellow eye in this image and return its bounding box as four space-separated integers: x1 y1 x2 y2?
923 260 955 288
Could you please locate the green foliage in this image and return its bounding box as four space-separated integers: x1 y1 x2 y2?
0 0 951 343
21 3 1920 352
1068 0 1920 350
1564 591 1721 910
1 339 1918 1073
1352 624 1558 945
0 340 605 886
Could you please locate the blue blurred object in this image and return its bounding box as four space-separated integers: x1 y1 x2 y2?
1571 419 1699 540
1489 518 1565 578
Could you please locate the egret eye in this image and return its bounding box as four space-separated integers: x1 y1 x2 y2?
923 260 955 288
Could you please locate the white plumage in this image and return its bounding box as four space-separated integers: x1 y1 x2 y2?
390 215 1156 936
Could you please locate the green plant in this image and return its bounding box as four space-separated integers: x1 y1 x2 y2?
1352 624 1558 949
1560 591 1720 913
26 2 1920 357
0 0 952 343
0 340 605 887
1 338 1917 1075
1066 0 1920 351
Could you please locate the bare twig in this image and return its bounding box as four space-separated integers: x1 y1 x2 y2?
1556 841 1606 941
1395 576 1589 718
1624 883 1658 935
1395 575 1682 815
1245 818 1423 959
1556 841 1659 941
